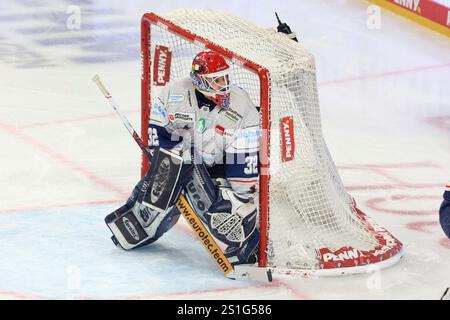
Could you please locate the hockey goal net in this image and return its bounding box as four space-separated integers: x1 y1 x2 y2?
141 10 403 276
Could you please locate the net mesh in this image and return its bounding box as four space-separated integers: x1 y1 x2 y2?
145 9 394 270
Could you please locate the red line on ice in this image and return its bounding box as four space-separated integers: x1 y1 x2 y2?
0 121 128 198
424 116 450 132
11 66 450 132
406 221 439 233
346 183 444 191
337 162 441 170
367 167 406 185
21 112 116 129
439 238 450 250
365 195 442 216
0 290 46 300
338 162 443 191
117 283 275 300
117 280 312 300
0 279 314 300
0 198 123 214
272 279 313 300
20 109 138 129
319 63 450 86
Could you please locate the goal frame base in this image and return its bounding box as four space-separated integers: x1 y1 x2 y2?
234 248 403 281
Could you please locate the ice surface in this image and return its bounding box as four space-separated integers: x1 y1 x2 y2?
0 0 449 299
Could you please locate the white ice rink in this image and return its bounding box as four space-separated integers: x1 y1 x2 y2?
0 0 449 300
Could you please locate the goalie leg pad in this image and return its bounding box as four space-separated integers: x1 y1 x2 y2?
183 163 218 222
224 228 260 265
141 147 185 212
105 200 181 250
105 204 147 249
105 147 189 250
181 166 259 265
206 187 258 248
206 187 259 265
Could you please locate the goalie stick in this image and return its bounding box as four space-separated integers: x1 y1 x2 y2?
92 75 272 282
441 287 449 300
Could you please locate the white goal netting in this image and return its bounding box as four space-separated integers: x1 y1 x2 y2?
142 9 402 273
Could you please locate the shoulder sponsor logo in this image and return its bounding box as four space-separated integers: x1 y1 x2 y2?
281 116 295 162
122 217 140 241
153 45 172 86
168 112 195 122
168 94 185 103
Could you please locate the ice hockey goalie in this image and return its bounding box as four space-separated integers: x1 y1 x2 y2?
105 50 261 266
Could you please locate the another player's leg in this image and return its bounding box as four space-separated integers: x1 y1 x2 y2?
439 184 450 239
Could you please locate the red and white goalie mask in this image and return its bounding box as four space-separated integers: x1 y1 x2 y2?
190 50 231 109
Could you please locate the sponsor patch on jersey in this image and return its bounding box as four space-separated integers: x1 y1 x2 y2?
219 97 229 109
215 125 234 137
224 108 243 123
168 112 195 123
150 103 169 124
197 118 206 133
231 126 260 151
281 116 295 162
153 45 172 86
168 94 185 103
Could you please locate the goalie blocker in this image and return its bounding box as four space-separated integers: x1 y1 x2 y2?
105 147 259 266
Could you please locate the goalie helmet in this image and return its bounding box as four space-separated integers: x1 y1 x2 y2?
190 50 231 109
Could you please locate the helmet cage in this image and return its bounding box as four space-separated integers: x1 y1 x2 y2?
192 69 230 94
